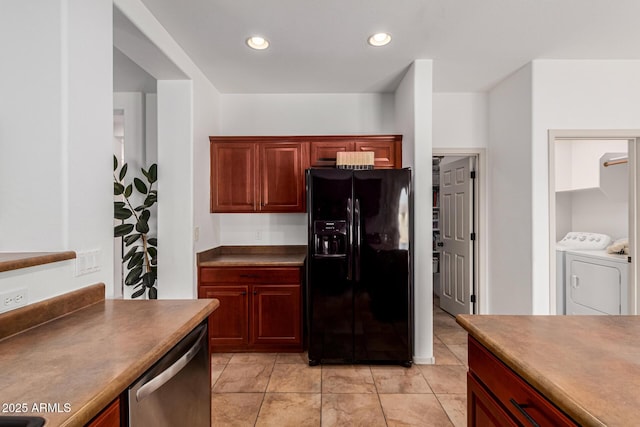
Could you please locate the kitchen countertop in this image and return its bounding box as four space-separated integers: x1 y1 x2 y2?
197 245 307 267
0 251 76 273
456 314 640 427
0 283 219 426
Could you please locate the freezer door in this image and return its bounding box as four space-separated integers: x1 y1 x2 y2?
353 169 412 364
306 169 355 364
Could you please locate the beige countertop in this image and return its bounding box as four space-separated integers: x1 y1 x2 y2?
197 245 307 267
457 314 640 427
0 284 219 426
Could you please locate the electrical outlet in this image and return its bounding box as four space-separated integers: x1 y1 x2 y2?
0 287 28 313
194 226 200 242
256 230 263 241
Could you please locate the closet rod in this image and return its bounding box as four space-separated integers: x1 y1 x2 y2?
603 158 628 167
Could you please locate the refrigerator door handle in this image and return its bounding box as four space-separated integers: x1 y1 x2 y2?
347 197 353 280
354 198 361 282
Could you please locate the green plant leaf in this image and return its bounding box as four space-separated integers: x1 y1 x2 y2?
125 266 142 286
114 182 124 196
136 218 149 234
134 205 145 212
134 177 148 194
124 233 141 246
124 184 133 198
148 247 157 257
127 251 144 269
114 201 126 210
141 167 150 182
140 209 151 222
148 164 158 183
113 155 118 172
131 288 146 299
144 194 157 207
148 238 158 246
114 223 134 237
119 163 128 181
114 206 132 220
123 246 137 262
142 272 156 287
148 287 157 299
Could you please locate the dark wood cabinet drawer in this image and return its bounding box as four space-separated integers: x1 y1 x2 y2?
468 337 576 427
200 267 300 284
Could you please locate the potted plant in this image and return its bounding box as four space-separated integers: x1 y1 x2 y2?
113 155 158 299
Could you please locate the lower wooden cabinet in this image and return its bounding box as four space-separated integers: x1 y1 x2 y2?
198 267 302 352
86 397 121 427
468 336 577 427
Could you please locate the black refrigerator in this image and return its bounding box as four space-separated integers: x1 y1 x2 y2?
306 168 413 366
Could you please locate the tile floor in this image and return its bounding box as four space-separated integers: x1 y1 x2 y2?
211 302 468 426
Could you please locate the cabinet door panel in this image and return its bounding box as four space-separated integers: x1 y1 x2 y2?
251 285 301 345
354 140 399 169
210 142 255 212
310 140 355 167
259 143 306 212
200 285 249 348
468 373 517 427
87 397 120 427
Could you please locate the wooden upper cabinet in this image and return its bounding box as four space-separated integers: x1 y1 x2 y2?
259 142 307 212
309 139 355 167
354 136 402 169
309 135 402 169
210 137 308 213
210 142 256 212
210 135 401 213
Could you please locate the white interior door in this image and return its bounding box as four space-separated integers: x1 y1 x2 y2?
440 157 473 316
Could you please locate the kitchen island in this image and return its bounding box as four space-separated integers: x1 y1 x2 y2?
0 283 219 426
457 314 640 426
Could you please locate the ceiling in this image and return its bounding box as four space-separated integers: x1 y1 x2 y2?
137 0 640 94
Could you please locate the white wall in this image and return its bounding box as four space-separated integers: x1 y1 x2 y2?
395 60 434 364
0 0 114 302
487 64 533 314
532 60 640 314
433 93 488 149
217 93 396 246
115 0 222 298
221 94 395 135
114 47 157 93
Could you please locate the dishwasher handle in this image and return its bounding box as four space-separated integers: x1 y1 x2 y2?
136 325 207 402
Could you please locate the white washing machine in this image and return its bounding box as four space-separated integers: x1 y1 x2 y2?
556 232 614 315
565 249 628 315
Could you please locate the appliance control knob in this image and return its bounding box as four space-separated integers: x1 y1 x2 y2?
579 236 586 241
596 238 601 242
589 237 594 241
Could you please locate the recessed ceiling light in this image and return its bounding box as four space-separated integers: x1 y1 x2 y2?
246 36 269 50
368 32 392 47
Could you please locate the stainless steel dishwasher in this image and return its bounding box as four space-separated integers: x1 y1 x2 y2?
128 321 209 426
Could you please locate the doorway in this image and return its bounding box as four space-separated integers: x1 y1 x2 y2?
548 130 640 315
432 149 486 316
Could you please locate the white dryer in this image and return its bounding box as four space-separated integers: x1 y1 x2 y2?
565 249 628 315
556 232 612 315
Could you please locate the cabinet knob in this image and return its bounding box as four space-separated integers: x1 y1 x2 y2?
241 291 247 296
253 290 257 295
